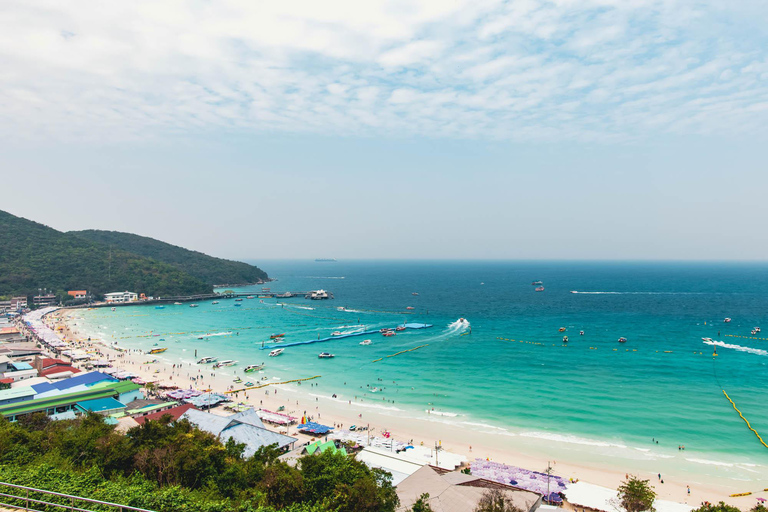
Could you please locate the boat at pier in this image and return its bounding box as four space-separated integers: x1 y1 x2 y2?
269 348 284 357
307 289 330 300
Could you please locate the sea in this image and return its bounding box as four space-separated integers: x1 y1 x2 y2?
75 260 768 487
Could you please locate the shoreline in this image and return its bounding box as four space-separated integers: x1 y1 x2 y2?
53 308 761 509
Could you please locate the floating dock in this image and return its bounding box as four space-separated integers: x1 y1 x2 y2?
260 323 433 349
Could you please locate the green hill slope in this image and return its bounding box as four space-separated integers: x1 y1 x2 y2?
72 230 268 286
0 210 211 300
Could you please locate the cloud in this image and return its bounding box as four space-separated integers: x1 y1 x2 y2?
0 0 766 143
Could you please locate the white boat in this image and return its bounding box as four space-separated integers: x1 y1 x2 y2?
111 307 116 311
337 307 346 311
318 352 335 359
269 349 284 357
360 339 372 346
308 289 329 300
174 302 182 305
190 304 199 308
331 331 343 336
213 359 237 368
244 364 264 372
197 356 217 364
702 337 712 342
212 301 219 304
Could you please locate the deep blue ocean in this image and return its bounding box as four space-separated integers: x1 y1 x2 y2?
78 260 768 484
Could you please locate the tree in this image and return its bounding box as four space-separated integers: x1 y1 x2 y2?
691 502 742 512
474 488 523 512
751 503 768 512
411 493 434 512
617 476 657 512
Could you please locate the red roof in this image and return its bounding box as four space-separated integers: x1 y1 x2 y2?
40 366 81 377
0 378 13 385
41 358 69 369
134 403 197 424
67 290 87 296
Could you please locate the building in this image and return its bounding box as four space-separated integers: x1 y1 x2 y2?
181 409 297 456
67 290 88 300
134 403 197 424
0 356 38 383
395 465 543 512
10 297 28 310
104 291 138 303
33 294 57 306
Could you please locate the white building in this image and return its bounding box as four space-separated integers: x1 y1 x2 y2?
104 291 138 303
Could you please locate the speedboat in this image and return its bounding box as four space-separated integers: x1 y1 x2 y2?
532 280 543 285
702 337 712 342
270 333 285 339
382 331 396 337
412 292 419 296
360 339 372 345
562 336 568 343
337 307 346 311
244 364 264 372
233 377 242 383
579 330 584 335
189 304 198 308
244 381 254 387
212 301 219 305
234 303 242 307
558 327 566 332
331 331 343 336
395 326 406 331
174 302 182 305
724 318 731 323
235 298 243 302
380 328 393 333
318 352 335 359
406 306 415 310
213 359 237 368
197 356 216 364
535 286 545 292
618 337 627 343
751 330 758 335
755 327 761 333
269 349 284 357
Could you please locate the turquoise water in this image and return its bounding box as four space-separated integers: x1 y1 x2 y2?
77 261 768 482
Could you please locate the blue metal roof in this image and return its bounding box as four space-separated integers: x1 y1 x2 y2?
31 371 116 394
10 362 33 370
75 397 126 413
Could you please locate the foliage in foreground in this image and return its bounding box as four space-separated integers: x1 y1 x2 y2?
617 476 657 512
0 413 396 512
473 488 524 512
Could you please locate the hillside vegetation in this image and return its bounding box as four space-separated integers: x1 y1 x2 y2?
0 210 261 300
72 229 268 286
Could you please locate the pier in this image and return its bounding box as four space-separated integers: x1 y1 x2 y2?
69 290 333 309
259 323 433 350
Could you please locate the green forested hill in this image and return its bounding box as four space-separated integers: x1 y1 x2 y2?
72 230 268 286
0 210 212 300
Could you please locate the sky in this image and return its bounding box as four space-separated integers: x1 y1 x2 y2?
1 0 767 260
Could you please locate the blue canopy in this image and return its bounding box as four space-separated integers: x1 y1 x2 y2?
297 422 334 435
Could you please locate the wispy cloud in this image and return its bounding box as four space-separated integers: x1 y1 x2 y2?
0 0 766 142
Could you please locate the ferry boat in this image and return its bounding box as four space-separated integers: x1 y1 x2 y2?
308 289 329 300
197 356 217 364
269 349 284 357
618 337 627 343
360 339 372 345
213 359 237 368
270 333 285 339
318 352 335 359
535 286 545 292
395 326 406 331
724 318 731 323
148 347 167 354
532 281 543 285
244 364 264 372
382 331 396 337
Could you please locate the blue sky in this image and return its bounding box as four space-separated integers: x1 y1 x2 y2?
1 0 767 260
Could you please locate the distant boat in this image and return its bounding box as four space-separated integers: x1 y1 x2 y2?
246 296 255 299
270 333 285 339
724 318 732 323
269 349 284 357
315 258 337 262
618 337 627 343
535 286 545 292
189 304 198 308
318 352 335 359
406 306 415 310
212 301 219 304
174 302 182 305
155 305 164 309
360 339 372 346
532 281 543 285
412 292 419 296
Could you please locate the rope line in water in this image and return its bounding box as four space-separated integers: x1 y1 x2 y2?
722 390 768 449
372 344 429 363
225 375 321 394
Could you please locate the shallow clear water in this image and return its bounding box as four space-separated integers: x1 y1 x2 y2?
77 260 768 483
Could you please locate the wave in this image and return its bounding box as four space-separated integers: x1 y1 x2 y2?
309 393 402 411
426 410 460 417
702 340 767 356
685 457 734 467
199 331 232 337
520 431 627 449
299 276 346 279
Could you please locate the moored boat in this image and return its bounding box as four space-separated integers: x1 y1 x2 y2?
395 326 406 331
562 336 568 343
212 301 219 304
197 356 216 364
244 364 264 372
558 327 566 332
189 304 198 308
269 349 284 357
406 306 415 310
318 352 335 359
213 359 237 368
382 331 396 337
174 302 183 305
148 347 167 354
360 339 372 345
532 280 543 285
235 298 243 302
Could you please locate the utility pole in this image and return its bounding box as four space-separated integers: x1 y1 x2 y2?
545 461 553 501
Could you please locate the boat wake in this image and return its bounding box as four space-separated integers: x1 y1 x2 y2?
702 340 767 356
447 318 470 333
299 276 346 279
